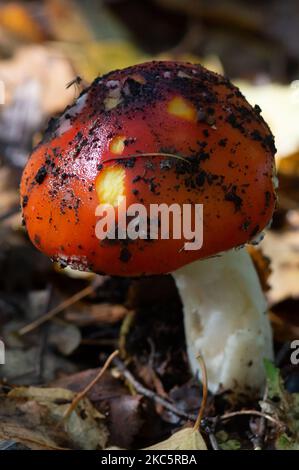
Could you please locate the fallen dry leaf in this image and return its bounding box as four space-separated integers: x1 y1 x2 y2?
260 231 299 305
52 369 145 449
65 303 130 326
144 427 207 450
48 321 81 356
107 428 208 451
0 45 75 114
237 81 299 160
0 386 108 450
108 394 144 449
51 368 124 401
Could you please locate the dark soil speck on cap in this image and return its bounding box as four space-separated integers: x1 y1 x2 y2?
119 247 132 263
35 166 47 184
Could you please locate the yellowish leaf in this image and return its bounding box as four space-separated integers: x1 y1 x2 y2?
236 81 299 160
260 231 299 305
143 428 207 450
0 386 108 450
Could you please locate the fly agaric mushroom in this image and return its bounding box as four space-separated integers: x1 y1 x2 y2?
21 61 277 396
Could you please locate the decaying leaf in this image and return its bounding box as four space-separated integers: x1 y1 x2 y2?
0 386 108 450
108 395 144 449
48 322 81 356
260 231 299 305
52 368 146 449
143 427 207 450
0 45 75 114
0 343 78 385
237 81 299 160
0 347 40 382
65 303 130 326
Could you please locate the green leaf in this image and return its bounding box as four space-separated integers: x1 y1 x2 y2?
263 358 284 400
276 433 299 450
216 431 241 450
261 360 299 450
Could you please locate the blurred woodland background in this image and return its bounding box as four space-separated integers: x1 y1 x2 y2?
0 0 299 451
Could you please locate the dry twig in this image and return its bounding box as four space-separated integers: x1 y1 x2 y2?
220 410 284 428
114 357 196 421
63 350 119 420
193 354 208 432
19 276 106 336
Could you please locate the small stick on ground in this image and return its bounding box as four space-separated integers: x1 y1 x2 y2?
114 357 196 421
192 354 219 450
114 355 220 448
204 421 220 450
63 349 119 420
119 310 136 358
193 354 208 432
251 386 268 450
220 410 284 428
19 275 106 336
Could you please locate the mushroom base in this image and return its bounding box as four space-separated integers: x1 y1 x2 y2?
172 248 273 397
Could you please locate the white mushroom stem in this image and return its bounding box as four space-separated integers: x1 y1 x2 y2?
172 248 273 396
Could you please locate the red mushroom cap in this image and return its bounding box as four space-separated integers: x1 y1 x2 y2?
20 61 276 276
